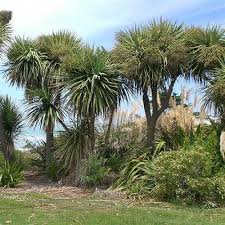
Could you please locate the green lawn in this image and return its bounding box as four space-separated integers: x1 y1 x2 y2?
0 193 225 225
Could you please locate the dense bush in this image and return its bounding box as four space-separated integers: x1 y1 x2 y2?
112 122 225 205
98 143 125 173
153 149 212 202
153 148 225 205
98 113 146 173
112 152 155 195
28 141 64 181
0 161 24 188
80 154 108 187
192 124 223 174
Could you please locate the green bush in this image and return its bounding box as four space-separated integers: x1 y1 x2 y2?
28 141 64 181
105 154 123 172
0 161 24 188
112 153 155 196
213 177 225 203
97 142 130 173
152 148 225 204
97 120 146 173
80 154 108 187
153 149 212 201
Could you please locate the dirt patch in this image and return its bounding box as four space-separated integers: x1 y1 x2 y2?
0 171 126 200
0 185 90 198
0 171 91 199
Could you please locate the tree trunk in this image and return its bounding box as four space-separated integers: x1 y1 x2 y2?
58 117 69 132
105 108 115 145
45 123 54 171
0 113 7 159
148 115 157 151
143 89 154 150
89 114 95 152
221 113 225 129
142 87 165 153
0 114 14 162
6 142 15 162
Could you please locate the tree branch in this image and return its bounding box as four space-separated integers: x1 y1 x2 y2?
158 78 176 115
151 82 159 115
58 117 70 132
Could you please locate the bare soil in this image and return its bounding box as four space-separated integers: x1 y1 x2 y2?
0 171 91 199
0 171 127 201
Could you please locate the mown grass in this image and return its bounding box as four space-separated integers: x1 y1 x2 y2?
0 193 225 225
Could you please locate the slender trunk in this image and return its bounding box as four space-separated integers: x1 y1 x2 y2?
0 114 14 161
143 78 176 154
89 114 95 152
148 115 157 150
58 117 69 132
105 108 115 145
45 123 54 171
143 88 159 153
6 142 15 162
221 113 225 129
142 89 154 150
54 92 69 132
0 113 7 159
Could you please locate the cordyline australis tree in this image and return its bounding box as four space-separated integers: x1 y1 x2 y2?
113 19 188 152
61 46 130 152
113 19 225 153
5 31 81 167
204 64 225 126
0 96 23 161
186 26 225 82
0 10 13 161
188 26 225 120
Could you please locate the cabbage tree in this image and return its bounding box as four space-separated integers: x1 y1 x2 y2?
113 19 188 152
0 96 23 161
62 46 129 151
5 31 80 166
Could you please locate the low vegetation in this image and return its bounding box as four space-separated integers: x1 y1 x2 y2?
1 193 225 225
1 9 225 225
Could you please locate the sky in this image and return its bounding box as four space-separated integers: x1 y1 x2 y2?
0 0 225 146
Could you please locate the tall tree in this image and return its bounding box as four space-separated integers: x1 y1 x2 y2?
204 64 225 119
62 46 129 151
186 26 225 81
0 96 23 161
24 87 68 167
113 19 188 152
0 10 12 159
5 31 80 166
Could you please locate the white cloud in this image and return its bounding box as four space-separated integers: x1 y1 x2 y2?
0 0 213 39
0 0 71 36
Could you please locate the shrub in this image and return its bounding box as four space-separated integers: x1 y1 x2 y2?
153 149 215 203
105 154 123 172
28 141 64 181
112 152 155 196
214 177 225 203
0 161 24 188
192 124 222 174
80 154 108 187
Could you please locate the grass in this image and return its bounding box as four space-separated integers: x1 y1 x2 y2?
0 193 225 224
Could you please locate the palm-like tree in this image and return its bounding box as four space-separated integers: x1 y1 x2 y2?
25 87 68 165
187 25 225 81
0 96 23 161
5 31 80 166
62 46 129 151
188 26 225 119
204 63 225 123
0 10 13 161
55 120 90 183
113 19 188 151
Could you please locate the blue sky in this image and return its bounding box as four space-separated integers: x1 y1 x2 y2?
0 0 225 145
